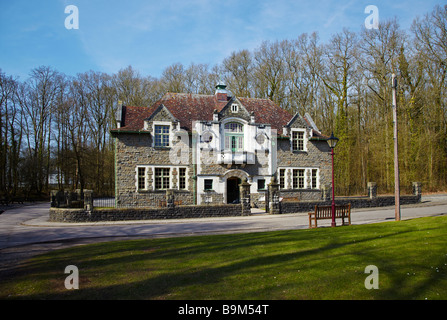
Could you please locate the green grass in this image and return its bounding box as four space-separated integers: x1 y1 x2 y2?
1 216 447 300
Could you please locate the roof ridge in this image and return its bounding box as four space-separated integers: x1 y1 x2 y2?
115 91 295 133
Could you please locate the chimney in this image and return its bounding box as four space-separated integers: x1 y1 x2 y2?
115 101 123 128
215 80 228 102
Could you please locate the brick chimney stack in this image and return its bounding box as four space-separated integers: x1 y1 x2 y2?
215 80 228 102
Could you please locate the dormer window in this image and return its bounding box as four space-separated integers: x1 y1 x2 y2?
231 104 239 113
291 129 307 152
154 125 170 147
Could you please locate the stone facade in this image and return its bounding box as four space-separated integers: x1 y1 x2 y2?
49 204 244 223
276 137 331 201
111 83 332 211
114 132 194 208
49 185 422 222
280 194 421 214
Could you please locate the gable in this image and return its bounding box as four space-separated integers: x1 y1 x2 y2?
145 104 178 123
218 98 251 122
285 113 310 129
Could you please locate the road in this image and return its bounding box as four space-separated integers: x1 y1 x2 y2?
1 195 447 275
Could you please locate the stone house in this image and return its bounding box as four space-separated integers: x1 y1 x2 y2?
111 82 332 209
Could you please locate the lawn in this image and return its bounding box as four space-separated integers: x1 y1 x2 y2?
1 216 447 300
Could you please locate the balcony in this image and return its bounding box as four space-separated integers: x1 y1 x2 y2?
217 151 256 165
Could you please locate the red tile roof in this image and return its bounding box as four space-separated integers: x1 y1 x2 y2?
111 92 295 133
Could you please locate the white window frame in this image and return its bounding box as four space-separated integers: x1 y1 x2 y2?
178 167 188 190
277 167 320 190
279 168 286 189
223 120 245 152
204 179 213 191
154 167 171 190
292 169 305 189
135 166 189 192
152 121 172 148
290 128 307 152
311 168 319 190
136 167 147 190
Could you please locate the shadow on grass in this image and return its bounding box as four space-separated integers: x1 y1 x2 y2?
8 223 443 299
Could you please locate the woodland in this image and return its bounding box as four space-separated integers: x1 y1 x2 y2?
0 5 446 199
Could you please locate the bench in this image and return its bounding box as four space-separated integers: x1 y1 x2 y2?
308 204 351 228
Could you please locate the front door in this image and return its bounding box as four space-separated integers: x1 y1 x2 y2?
227 177 241 204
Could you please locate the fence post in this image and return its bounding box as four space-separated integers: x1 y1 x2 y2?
368 182 377 200
240 178 251 215
412 182 422 201
50 190 57 207
321 184 331 201
84 190 93 212
268 176 281 214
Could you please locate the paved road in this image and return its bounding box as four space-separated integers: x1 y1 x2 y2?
1 195 447 275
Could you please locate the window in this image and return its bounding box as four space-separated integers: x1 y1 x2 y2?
279 169 285 189
155 168 170 190
231 104 238 113
224 122 244 152
293 169 305 189
202 131 213 143
154 125 170 147
311 169 318 189
204 179 213 191
225 122 243 132
258 179 266 190
256 134 266 145
292 131 304 151
179 168 186 190
138 167 146 190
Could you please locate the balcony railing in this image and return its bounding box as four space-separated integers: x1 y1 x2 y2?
217 151 256 164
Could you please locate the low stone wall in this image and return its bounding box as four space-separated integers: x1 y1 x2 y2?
49 204 243 223
280 189 323 201
280 194 421 214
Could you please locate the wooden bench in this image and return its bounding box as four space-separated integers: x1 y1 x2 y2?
308 204 351 228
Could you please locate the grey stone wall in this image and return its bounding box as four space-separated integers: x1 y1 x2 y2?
251 191 267 208
49 193 422 222
114 133 195 207
276 137 331 198
280 189 323 201
116 190 194 208
280 194 421 214
50 204 243 223
115 128 331 208
200 190 224 205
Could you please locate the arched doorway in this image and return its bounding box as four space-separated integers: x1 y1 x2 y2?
227 177 241 204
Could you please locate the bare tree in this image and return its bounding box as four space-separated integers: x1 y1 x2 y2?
0 70 22 198
221 50 253 98
253 40 288 107
16 66 62 194
113 65 157 107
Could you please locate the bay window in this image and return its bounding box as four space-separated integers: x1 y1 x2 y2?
224 122 244 152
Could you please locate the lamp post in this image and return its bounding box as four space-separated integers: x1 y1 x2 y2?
392 74 401 221
327 132 339 227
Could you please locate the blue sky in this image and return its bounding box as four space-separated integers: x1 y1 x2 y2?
0 0 444 80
